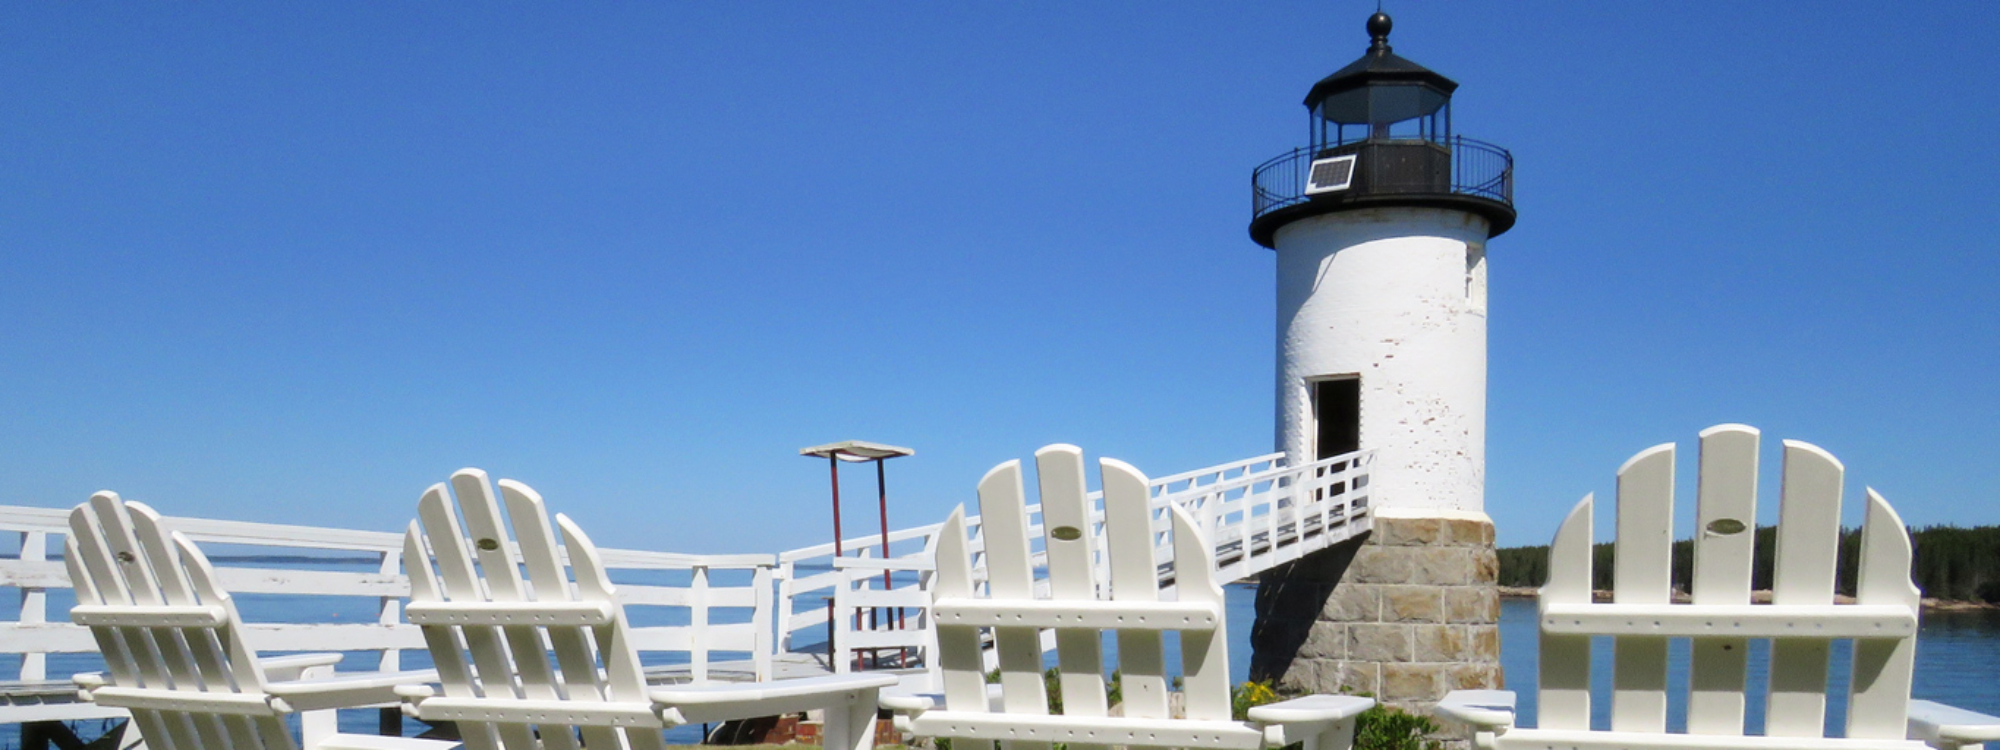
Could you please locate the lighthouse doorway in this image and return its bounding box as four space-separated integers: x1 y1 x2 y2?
1310 377 1360 461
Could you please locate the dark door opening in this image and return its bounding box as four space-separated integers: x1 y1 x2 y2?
1312 378 1360 461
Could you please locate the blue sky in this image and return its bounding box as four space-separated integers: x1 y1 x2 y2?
3 3 1996 552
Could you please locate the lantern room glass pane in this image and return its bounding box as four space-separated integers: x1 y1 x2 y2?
1313 84 1451 125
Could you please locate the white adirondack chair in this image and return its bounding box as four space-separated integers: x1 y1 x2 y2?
882 445 1374 750
65 492 451 750
1438 424 2000 750
394 469 897 750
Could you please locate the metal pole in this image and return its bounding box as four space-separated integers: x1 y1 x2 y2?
876 457 892 589
828 455 843 558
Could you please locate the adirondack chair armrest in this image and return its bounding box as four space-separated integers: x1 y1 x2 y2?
1436 690 1516 731
648 672 898 706
1907 699 2000 749
880 685 1007 732
877 691 936 713
650 672 898 725
71 671 106 701
265 669 442 713
1246 694 1375 727
259 652 347 681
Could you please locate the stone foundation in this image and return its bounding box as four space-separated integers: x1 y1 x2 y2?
1248 513 1501 716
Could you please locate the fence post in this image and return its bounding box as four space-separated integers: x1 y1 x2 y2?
18 530 47 682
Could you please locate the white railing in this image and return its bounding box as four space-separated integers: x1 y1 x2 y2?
771 449 1372 682
0 505 777 728
0 449 1372 729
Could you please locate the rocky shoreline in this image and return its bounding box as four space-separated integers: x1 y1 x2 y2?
1495 586 1997 611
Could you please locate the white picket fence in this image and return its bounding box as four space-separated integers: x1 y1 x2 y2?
0 448 1372 734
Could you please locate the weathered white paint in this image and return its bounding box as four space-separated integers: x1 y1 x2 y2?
1273 205 1492 515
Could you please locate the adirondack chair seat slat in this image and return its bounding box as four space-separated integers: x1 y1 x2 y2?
1538 603 1917 638
68 603 229 627
1907 701 2000 746
403 599 616 627
906 711 1268 749
932 598 1221 629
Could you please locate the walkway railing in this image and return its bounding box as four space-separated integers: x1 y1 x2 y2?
785 449 1373 678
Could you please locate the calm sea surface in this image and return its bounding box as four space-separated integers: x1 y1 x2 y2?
6 578 1997 747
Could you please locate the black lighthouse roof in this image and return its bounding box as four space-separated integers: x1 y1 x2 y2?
1302 12 1458 114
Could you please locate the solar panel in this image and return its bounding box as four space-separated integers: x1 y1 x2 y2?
1304 155 1358 194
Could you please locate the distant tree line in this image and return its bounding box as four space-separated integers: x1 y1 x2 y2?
1496 524 2000 604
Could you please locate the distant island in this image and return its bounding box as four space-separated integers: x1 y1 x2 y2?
1496 524 2000 609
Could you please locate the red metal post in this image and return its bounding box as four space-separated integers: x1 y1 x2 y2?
876 458 903 633
828 455 844 558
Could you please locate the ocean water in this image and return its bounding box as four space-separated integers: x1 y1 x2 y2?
6 581 1997 747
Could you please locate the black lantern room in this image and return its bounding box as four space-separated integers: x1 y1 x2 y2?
1307 12 1455 151
1249 12 1515 248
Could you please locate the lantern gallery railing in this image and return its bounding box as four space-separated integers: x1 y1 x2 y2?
1251 135 1514 219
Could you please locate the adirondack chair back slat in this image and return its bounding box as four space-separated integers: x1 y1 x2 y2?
1846 490 1920 740
1613 444 1675 733
406 470 669 750
1163 456 1230 722
1102 457 1170 722
1768 441 1844 737
1687 425 1759 736
458 474 584 750
931 507 994 750
976 459 1056 750
1536 496 1593 731
65 494 298 750
1036 445 1110 742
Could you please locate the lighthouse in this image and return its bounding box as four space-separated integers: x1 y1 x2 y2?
1247 12 1514 711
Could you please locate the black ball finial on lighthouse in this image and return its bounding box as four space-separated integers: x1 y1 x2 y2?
1367 11 1393 53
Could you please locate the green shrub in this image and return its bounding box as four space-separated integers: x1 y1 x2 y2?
1353 704 1442 750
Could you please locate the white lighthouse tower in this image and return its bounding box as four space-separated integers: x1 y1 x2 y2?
1247 12 1514 706
1249 11 1514 517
